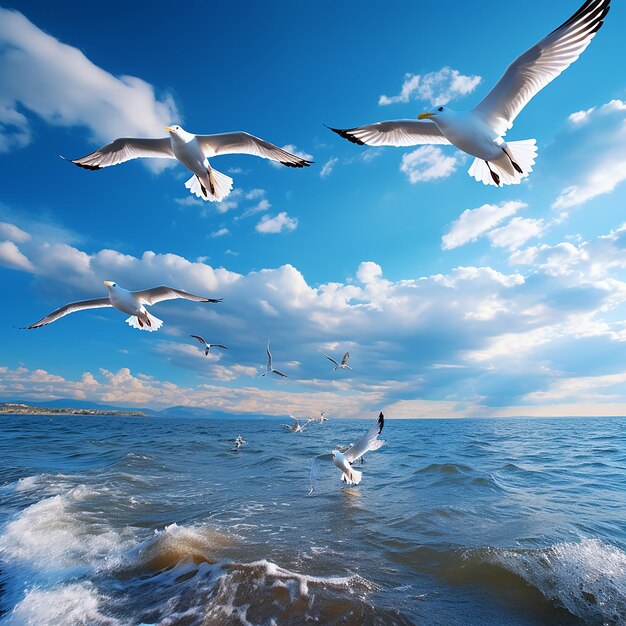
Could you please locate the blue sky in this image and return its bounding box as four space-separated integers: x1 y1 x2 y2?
1 0 626 417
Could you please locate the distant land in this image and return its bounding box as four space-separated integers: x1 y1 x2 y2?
0 398 281 420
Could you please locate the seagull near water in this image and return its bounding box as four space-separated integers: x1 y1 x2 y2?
190 335 228 356
328 0 610 186
283 416 306 433
259 340 287 378
24 282 221 332
319 349 351 371
66 125 312 202
234 435 246 449
309 412 385 494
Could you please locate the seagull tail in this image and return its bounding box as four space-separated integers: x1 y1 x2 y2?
468 139 537 186
125 311 163 332
184 168 233 203
341 468 362 485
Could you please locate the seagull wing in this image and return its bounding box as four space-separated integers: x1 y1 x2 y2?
341 352 350 366
473 0 611 136
272 369 288 378
327 120 450 147
266 340 272 368
309 453 335 494
196 132 312 167
344 412 385 463
25 297 112 329
212 344 228 350
319 350 340 367
132 286 222 306
190 334 207 346
67 138 175 170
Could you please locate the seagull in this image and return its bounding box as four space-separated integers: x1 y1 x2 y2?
24 282 222 332
283 416 306 433
319 349 351 371
190 335 228 356
234 435 246 449
308 411 329 424
259 340 287 378
65 124 312 202
309 412 385 494
328 0 610 186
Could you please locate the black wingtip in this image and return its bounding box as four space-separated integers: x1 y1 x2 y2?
73 161 102 171
205 298 223 303
378 412 384 433
325 125 365 146
281 160 313 168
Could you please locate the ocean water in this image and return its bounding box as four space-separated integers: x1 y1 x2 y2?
0 415 624 626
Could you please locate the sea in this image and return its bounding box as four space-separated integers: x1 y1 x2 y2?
0 414 624 625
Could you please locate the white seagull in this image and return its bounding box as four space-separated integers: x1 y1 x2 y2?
329 0 610 186
234 435 246 449
259 340 287 378
283 416 306 433
24 282 221 332
319 349 351 371
309 412 385 494
66 125 312 202
190 335 228 356
308 411 329 424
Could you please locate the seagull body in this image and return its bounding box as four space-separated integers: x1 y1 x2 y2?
260 340 287 378
67 124 312 202
319 349 351 371
25 282 221 332
234 435 246 449
190 335 228 356
308 411 328 424
309 412 385 494
329 0 610 186
283 415 305 433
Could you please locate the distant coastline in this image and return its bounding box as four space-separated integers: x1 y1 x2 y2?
0 403 147 417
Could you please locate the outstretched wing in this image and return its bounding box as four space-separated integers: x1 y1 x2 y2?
196 132 312 167
132 286 222 306
473 0 611 136
319 350 340 367
190 334 207 346
266 340 272 368
341 352 350 366
344 412 385 463
272 369 288 379
309 453 335 494
212 344 228 350
66 137 174 170
327 120 449 147
24 298 112 329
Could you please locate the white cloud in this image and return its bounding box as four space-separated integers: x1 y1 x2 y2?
400 146 458 183
210 228 230 238
0 221 30 243
0 7 178 168
442 200 527 250
255 211 298 234
320 157 338 179
174 197 203 207
567 107 595 125
0 240 33 271
487 217 545 251
379 66 481 106
568 99 626 126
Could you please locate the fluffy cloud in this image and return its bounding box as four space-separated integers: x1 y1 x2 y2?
442 201 527 249
320 157 338 179
400 146 458 183
255 212 298 234
0 240 33 271
567 99 626 125
0 221 30 243
379 67 481 106
487 217 545 251
210 228 230 238
0 7 178 168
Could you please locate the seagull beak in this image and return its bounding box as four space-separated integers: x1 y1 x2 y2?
418 112 436 120
165 126 173 132
103 281 112 287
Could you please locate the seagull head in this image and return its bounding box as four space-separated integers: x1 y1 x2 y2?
418 105 449 122
165 124 182 135
103 281 117 290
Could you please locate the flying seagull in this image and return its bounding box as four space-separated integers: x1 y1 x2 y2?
328 0 610 186
24 282 221 332
190 335 228 356
308 411 329 424
65 125 312 202
309 412 385 494
283 415 306 433
260 340 287 378
319 349 351 371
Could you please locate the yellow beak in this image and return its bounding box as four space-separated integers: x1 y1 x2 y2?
103 281 112 287
165 126 173 132
418 112 436 120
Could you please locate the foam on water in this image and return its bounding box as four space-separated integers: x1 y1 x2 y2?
471 538 626 623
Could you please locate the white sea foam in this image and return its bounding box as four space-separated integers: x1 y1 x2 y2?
479 538 626 623
15 474 74 494
4 582 121 626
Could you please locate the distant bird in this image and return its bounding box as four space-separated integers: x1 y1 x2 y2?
190 335 228 356
307 411 329 424
283 415 306 433
24 282 221 332
234 435 246 449
309 412 385 494
66 124 312 202
328 0 610 186
260 340 287 378
319 349 351 371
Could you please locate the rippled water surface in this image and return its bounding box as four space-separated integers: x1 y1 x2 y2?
0 415 625 625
